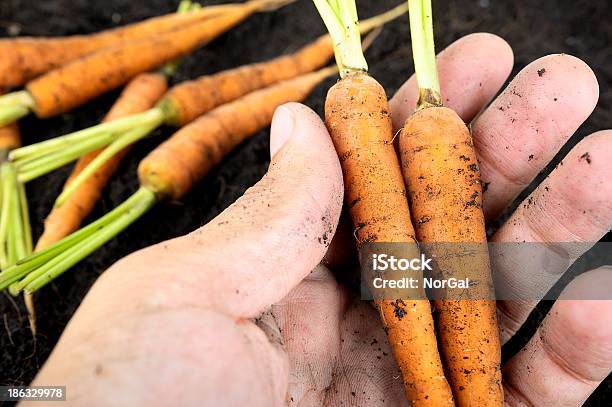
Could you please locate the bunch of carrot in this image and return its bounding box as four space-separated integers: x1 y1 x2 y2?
0 0 295 332
0 0 293 126
3 5 404 253
0 66 340 294
313 0 502 405
0 0 296 265
0 1 504 405
0 0 406 290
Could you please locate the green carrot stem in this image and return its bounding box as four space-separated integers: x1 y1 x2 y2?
0 187 143 289
0 105 30 128
408 0 442 108
23 197 152 294
0 91 35 127
10 182 26 262
9 108 164 162
6 187 156 294
55 123 158 207
312 0 368 78
0 164 13 270
17 133 117 183
16 179 32 255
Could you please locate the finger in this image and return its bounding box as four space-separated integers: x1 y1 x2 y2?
96 102 344 319
473 54 599 219
503 267 612 406
390 33 513 129
492 131 612 342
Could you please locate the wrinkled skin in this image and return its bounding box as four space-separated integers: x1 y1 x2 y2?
28 34 612 406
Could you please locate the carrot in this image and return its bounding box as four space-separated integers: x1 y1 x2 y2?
313 1 453 405
0 2 239 89
0 0 294 125
160 5 404 127
0 123 21 160
8 5 405 206
399 1 502 405
35 72 169 251
0 66 336 295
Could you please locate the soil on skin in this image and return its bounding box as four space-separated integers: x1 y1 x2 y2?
0 0 610 404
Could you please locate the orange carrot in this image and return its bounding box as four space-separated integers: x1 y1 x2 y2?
35 72 169 251
0 3 238 88
0 0 293 124
0 123 20 159
160 34 334 126
159 5 403 126
22 6 404 211
401 108 502 406
399 1 502 405
0 66 336 295
312 1 453 404
139 67 336 201
326 72 454 406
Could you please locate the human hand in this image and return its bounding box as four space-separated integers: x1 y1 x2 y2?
28 33 612 406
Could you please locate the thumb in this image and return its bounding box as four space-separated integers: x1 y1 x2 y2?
108 102 344 318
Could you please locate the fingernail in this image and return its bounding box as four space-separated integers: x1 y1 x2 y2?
270 104 295 159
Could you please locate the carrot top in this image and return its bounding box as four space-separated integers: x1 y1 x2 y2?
408 0 442 109
312 0 367 77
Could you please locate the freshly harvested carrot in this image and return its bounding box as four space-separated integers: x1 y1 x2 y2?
313 1 453 405
0 2 239 88
10 5 405 207
0 66 337 295
399 1 502 405
0 0 294 125
35 72 169 251
139 67 334 200
160 5 403 127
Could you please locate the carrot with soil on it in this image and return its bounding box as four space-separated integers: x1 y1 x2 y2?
0 65 337 295
34 71 170 251
0 0 295 126
0 2 241 89
399 1 503 405
312 1 453 405
12 0 200 334
4 5 405 208
2 0 195 255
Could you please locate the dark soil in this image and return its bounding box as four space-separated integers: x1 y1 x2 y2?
0 0 610 404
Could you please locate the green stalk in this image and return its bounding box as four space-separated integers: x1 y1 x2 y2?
0 164 13 270
55 123 158 207
0 91 35 127
16 180 32 255
408 0 442 109
312 0 368 78
5 187 157 295
10 108 164 162
0 105 30 128
0 203 121 289
17 133 117 183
